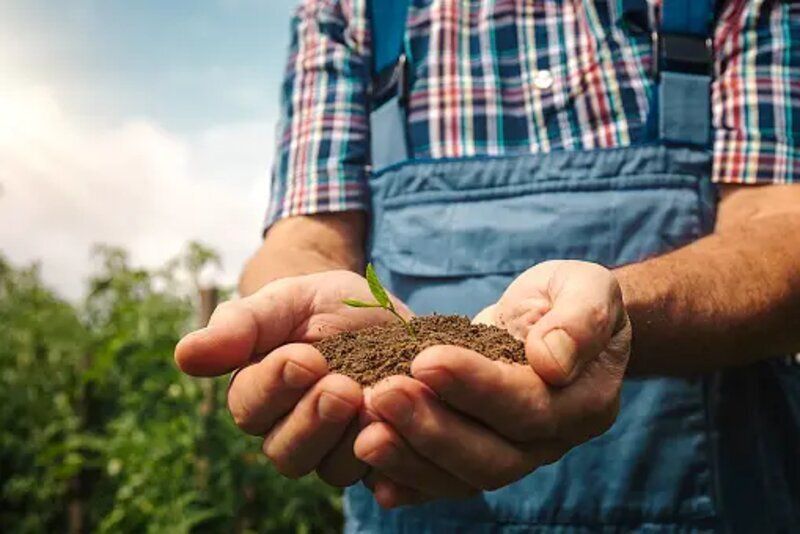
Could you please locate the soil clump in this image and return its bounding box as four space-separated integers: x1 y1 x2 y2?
314 315 526 386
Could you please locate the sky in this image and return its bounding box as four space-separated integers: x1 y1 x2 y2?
0 0 299 298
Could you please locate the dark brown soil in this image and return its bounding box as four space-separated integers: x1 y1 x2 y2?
314 315 526 386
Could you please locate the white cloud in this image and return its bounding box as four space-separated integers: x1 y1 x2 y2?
0 85 274 299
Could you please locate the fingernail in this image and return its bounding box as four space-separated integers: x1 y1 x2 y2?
372 389 414 426
412 368 453 393
262 429 276 450
318 392 356 423
282 361 317 389
542 329 577 378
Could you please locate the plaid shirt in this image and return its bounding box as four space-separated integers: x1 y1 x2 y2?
266 0 799 227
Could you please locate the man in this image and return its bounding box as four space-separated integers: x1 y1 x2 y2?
176 0 800 531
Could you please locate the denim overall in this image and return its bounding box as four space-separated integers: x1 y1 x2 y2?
345 1 800 531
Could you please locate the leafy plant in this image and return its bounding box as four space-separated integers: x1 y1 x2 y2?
0 245 342 533
343 264 416 338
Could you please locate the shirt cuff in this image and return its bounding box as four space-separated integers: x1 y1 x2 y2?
263 168 370 234
713 130 799 184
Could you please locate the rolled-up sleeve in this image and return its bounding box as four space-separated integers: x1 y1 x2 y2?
712 0 800 184
265 0 371 230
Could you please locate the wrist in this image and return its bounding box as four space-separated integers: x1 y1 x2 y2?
240 246 362 296
613 263 671 375
239 213 366 296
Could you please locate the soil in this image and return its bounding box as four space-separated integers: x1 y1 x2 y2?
314 315 526 386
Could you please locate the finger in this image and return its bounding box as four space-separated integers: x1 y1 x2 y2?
472 304 497 326
367 376 541 491
227 344 327 435
411 346 557 441
316 420 369 487
355 422 477 498
262 374 361 479
363 472 430 509
495 297 551 340
175 278 308 376
525 262 625 386
414 345 621 446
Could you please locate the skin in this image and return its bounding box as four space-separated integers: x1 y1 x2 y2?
174 183 800 508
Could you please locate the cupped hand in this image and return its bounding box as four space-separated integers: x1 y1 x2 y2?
174 270 413 487
354 261 631 508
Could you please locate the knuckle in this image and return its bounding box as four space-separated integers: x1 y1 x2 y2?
523 397 558 438
212 299 238 319
588 301 611 333
408 418 444 457
260 275 296 297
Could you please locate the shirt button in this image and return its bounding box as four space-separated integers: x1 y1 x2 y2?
533 69 554 90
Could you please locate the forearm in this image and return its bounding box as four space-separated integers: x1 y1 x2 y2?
616 185 800 375
239 212 366 296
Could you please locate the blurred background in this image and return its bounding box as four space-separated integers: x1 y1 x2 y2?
0 1 343 531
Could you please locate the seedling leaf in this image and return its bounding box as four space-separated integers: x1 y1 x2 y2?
341 298 381 308
343 264 417 339
365 263 390 307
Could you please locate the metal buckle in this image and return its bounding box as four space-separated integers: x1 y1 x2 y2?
370 54 409 109
655 33 713 77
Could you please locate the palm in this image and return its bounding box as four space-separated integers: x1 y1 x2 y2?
476 260 630 386
282 270 414 343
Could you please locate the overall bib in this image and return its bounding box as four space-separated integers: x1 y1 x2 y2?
345 1 800 531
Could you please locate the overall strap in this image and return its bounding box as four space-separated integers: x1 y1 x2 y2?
368 0 412 170
370 0 410 77
657 0 715 146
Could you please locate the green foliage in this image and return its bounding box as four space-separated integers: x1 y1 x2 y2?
365 264 390 307
344 263 416 338
0 244 341 533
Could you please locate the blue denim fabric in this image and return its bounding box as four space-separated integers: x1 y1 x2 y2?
342 145 800 532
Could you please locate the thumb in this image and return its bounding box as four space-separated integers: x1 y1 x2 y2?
524 263 625 387
472 304 497 326
174 279 305 376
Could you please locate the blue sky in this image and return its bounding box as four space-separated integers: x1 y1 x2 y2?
0 1 302 297
0 0 296 131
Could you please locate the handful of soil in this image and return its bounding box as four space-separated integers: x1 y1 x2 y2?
314 315 526 386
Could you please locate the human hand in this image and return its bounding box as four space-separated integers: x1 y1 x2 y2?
174 270 413 487
354 261 631 507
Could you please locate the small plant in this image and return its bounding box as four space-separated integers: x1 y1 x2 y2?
343 263 416 338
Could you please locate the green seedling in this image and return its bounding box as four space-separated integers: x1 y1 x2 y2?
343 263 417 338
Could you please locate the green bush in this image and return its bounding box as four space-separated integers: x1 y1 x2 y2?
0 245 342 533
